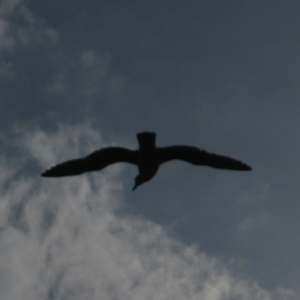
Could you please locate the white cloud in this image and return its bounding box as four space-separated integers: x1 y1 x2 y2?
45 48 126 102
0 0 58 50
0 1 124 105
0 0 22 17
0 18 15 52
0 124 297 300
236 183 273 234
0 0 58 79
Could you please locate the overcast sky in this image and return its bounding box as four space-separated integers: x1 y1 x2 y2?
1 0 300 299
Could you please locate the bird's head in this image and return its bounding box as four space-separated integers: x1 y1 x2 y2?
132 175 146 191
137 132 156 148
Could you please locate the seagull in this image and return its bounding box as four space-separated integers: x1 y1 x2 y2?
41 132 252 191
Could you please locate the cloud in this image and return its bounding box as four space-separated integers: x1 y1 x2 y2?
44 48 126 106
0 124 297 300
0 0 22 16
0 0 58 80
0 0 126 130
0 0 58 48
0 18 15 52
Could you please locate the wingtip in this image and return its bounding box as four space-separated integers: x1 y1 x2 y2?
41 168 57 177
243 164 252 171
41 171 50 177
246 162 252 170
229 161 252 171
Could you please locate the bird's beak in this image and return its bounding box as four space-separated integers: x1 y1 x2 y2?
132 183 138 191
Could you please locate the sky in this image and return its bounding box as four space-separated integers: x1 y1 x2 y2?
0 0 300 299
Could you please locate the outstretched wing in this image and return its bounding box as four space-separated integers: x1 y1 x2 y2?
41 147 138 177
158 146 251 171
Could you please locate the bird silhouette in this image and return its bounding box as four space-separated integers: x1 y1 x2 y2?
41 132 252 190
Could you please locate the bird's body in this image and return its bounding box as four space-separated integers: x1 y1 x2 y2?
133 132 159 190
41 132 252 190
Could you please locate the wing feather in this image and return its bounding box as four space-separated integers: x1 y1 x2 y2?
41 147 138 177
158 146 251 171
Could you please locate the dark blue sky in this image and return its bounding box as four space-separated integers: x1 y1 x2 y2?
0 0 300 298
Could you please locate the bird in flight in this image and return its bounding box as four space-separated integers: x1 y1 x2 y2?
41 132 252 190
